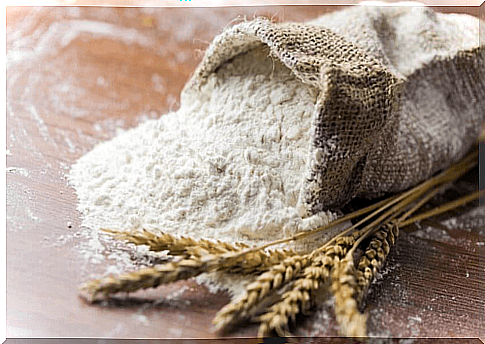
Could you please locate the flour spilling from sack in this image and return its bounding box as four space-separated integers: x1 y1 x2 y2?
69 45 343 261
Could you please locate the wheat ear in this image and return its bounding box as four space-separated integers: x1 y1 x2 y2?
353 184 445 304
213 253 310 333
80 244 301 301
355 221 399 305
256 235 356 337
79 255 208 301
331 257 367 338
102 228 249 256
102 228 297 274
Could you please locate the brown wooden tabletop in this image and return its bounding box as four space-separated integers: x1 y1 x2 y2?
6 5 484 341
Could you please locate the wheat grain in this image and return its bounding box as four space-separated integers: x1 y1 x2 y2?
233 248 299 274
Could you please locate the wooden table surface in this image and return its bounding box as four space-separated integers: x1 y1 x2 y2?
6 5 484 342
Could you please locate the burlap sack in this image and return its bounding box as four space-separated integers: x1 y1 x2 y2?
181 5 484 216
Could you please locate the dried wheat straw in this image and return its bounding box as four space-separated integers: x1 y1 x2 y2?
399 189 484 227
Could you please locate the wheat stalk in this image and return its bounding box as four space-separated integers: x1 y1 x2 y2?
239 146 478 257
355 187 484 306
331 163 482 337
399 189 484 227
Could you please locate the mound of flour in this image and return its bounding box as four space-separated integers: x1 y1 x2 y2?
70 45 343 256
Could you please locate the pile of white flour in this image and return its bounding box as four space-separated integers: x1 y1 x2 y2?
70 45 343 264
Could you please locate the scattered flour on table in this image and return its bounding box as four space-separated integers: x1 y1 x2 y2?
69 46 347 290
6 166 30 177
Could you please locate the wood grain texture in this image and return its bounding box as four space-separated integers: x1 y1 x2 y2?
6 5 483 340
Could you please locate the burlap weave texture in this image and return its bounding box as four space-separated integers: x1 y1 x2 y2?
182 5 484 216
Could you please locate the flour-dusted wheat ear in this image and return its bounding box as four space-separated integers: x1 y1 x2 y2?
331 257 367 338
356 221 400 305
213 254 309 333
102 228 249 256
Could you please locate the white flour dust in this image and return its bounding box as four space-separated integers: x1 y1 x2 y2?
69 46 343 270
